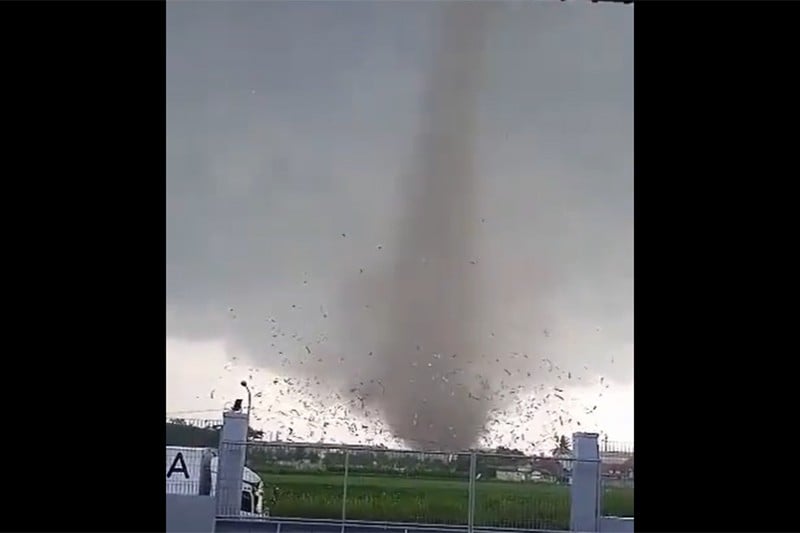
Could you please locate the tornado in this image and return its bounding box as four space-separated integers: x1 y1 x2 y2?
353 2 498 451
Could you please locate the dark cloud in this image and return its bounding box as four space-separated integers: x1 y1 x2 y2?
167 1 632 450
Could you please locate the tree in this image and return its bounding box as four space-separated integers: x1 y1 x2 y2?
166 420 265 448
453 454 471 474
292 446 306 461
248 427 264 440
492 446 527 468
166 421 218 447
306 451 320 463
496 446 525 456
551 435 572 457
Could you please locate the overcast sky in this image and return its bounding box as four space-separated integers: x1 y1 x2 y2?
166 0 633 450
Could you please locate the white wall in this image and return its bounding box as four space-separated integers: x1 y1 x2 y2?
600 517 634 532
167 494 216 533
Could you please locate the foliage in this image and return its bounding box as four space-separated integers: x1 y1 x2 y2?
166 421 263 448
551 434 572 456
258 472 633 528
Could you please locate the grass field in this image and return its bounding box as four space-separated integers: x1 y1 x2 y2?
259 472 633 530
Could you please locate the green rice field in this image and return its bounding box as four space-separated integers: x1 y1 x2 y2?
258 472 633 530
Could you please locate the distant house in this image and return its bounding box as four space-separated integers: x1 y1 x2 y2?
535 457 569 483
602 454 634 480
496 468 528 482
621 456 634 478
275 459 323 471
495 458 561 483
553 453 573 474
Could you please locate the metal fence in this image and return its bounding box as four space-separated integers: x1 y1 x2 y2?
473 452 573 531
166 417 223 429
599 440 633 518
166 445 214 496
212 441 634 531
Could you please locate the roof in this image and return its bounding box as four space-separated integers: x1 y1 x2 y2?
210 457 263 486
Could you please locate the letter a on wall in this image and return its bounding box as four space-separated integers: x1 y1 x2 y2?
167 452 190 479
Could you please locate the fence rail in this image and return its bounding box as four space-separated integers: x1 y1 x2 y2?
209 441 633 531
598 439 634 516
167 417 224 428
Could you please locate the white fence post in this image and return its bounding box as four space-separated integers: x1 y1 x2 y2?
467 452 477 533
570 432 601 533
341 449 349 533
216 409 248 517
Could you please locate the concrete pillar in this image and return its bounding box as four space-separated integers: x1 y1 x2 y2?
570 432 601 533
216 409 248 517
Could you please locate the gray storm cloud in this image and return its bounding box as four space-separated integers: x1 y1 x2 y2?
166 1 633 449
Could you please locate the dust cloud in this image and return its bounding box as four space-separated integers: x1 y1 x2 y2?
342 3 508 451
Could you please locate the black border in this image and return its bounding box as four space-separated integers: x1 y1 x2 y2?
1 1 164 531
636 2 797 532
1 0 795 531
